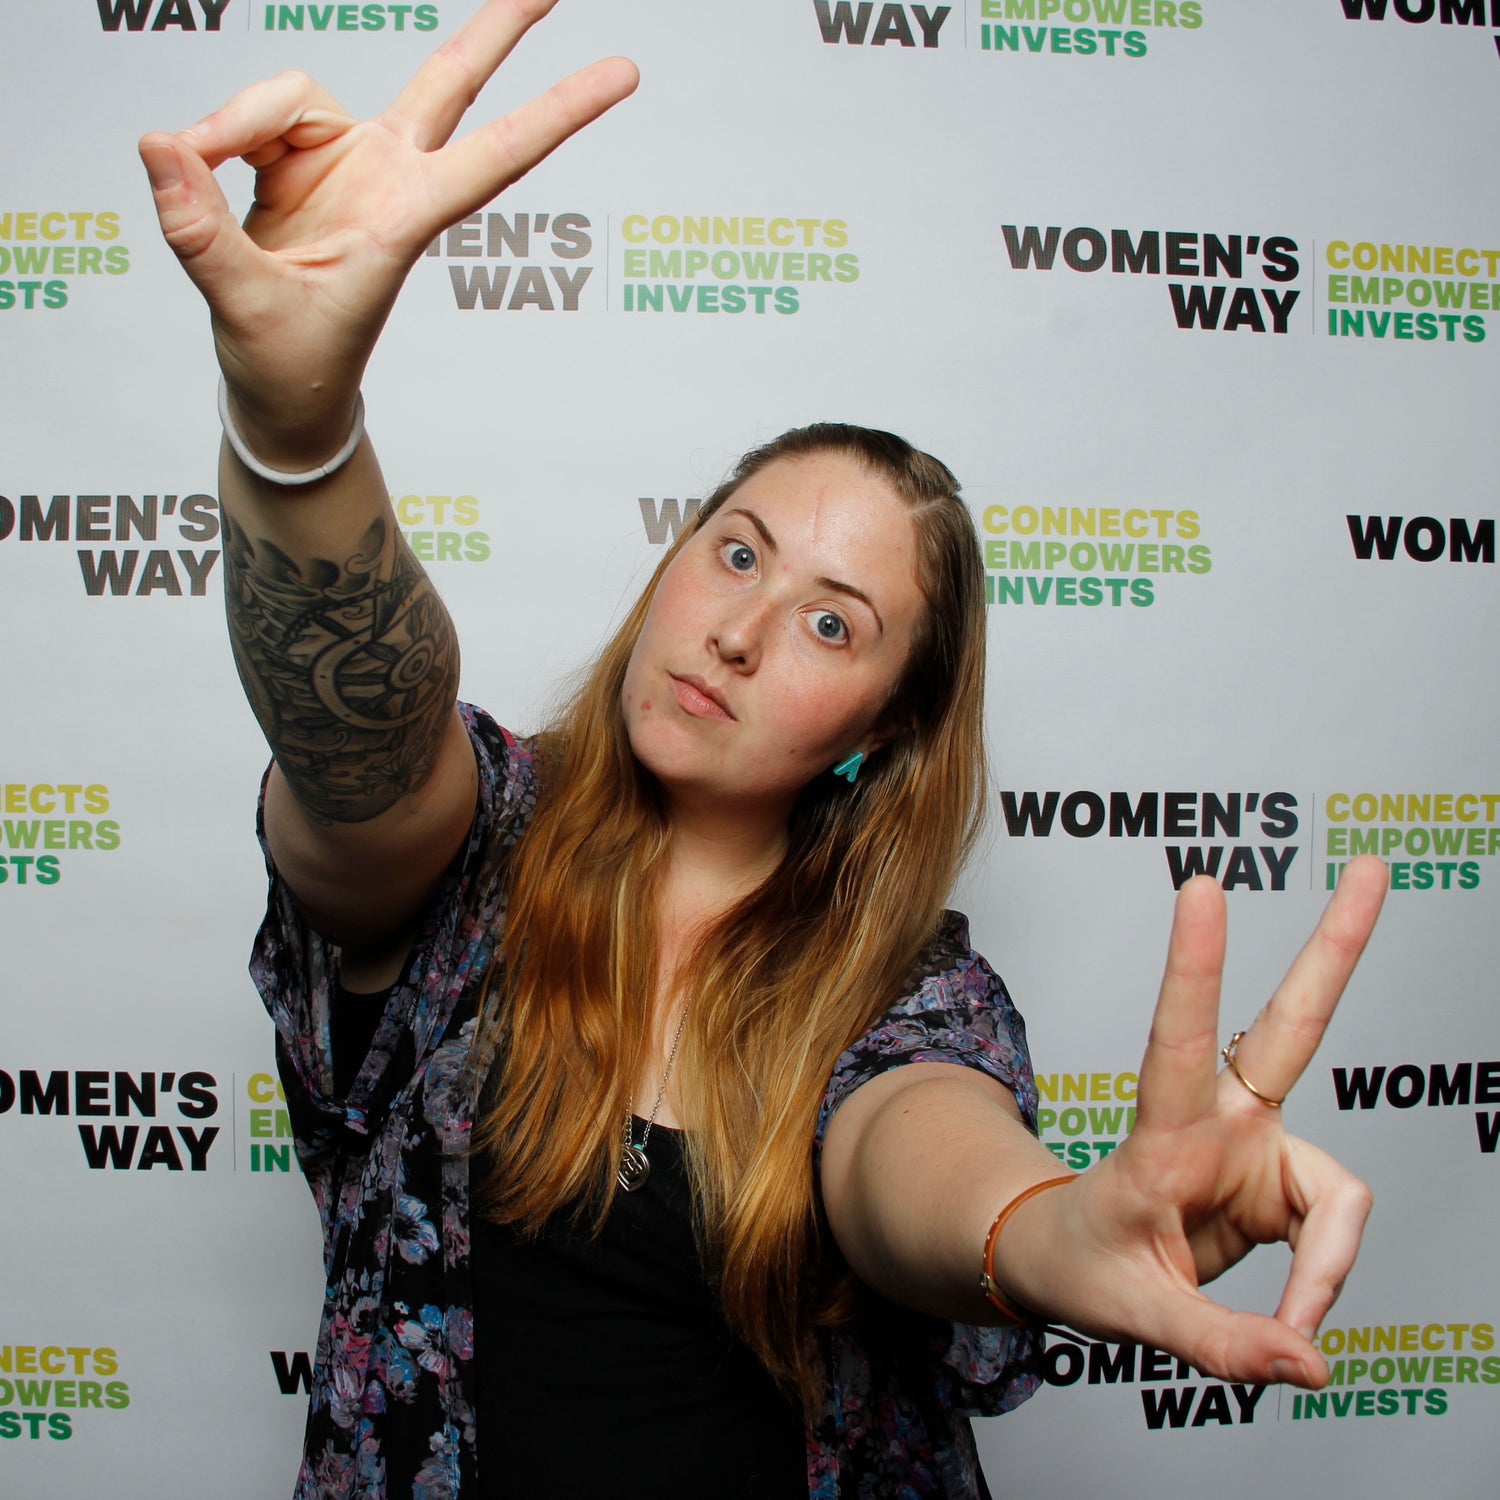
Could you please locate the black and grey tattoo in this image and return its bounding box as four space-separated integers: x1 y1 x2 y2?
222 511 460 824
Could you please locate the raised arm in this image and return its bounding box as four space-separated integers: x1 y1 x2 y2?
821 856 1388 1388
139 1 637 953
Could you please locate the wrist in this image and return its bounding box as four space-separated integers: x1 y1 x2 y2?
980 1173 1076 1324
218 379 366 486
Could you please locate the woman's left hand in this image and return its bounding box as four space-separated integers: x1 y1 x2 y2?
1001 854 1388 1386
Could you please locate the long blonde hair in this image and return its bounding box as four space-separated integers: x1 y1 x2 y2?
475 424 988 1406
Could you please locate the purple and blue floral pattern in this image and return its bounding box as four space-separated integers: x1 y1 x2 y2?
254 706 1040 1498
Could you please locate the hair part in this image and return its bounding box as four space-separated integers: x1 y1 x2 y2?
473 423 988 1409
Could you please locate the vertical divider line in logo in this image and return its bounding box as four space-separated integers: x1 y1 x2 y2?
231 1070 238 1170
1309 794 1316 890
964 0 969 49
1310 239 1317 331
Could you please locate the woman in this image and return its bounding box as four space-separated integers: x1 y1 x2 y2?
138 3 1387 1496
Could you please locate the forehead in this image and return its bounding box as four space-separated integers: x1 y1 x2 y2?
716 452 924 602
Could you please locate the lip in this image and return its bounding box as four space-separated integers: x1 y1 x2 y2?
668 673 737 721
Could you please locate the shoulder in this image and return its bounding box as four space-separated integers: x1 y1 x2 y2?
896 910 1002 1004
882 911 1021 1049
460 703 540 847
817 911 1037 1144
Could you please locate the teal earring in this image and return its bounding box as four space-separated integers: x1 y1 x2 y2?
832 751 864 784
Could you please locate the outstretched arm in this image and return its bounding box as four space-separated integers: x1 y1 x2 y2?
821 855 1388 1388
139 1 637 950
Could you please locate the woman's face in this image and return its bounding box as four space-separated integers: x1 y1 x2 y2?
621 452 927 824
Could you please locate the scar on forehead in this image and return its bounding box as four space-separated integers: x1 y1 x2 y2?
807 484 832 545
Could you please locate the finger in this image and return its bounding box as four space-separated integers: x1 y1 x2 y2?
1274 1140 1374 1341
1148 1285 1329 1388
139 132 265 304
179 71 355 171
1133 875 1226 1133
1228 855 1388 1105
386 0 563 149
426 57 639 223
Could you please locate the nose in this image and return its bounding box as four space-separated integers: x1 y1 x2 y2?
710 593 772 672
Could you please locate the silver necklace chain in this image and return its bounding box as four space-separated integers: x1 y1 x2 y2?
617 1005 689 1193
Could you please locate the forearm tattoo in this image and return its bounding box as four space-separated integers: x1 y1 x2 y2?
222 510 460 824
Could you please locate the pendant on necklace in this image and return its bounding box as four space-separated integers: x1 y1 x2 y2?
617 1142 651 1193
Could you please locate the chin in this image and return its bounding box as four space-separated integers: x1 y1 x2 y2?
622 702 689 786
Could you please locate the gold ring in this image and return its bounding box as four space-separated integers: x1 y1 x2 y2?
1221 1030 1285 1108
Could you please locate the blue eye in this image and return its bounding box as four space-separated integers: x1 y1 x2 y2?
813 612 847 642
724 543 756 572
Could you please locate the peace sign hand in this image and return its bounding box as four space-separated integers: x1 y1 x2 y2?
138 0 637 467
1007 855 1388 1387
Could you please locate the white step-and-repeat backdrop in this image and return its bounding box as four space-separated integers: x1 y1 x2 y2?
3 2 1496 1496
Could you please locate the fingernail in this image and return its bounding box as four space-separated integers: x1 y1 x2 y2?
142 143 183 191
1268 1359 1303 1385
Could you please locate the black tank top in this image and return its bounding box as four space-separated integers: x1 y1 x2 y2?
332 985 807 1498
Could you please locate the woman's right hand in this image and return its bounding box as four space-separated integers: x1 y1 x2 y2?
139 0 637 470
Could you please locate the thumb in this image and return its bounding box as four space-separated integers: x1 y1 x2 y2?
139 131 263 307
1151 1286 1329 1388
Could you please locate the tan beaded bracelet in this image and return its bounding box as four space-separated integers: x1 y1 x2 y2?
979 1174 1075 1323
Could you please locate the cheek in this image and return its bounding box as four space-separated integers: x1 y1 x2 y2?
634 567 702 656
769 671 882 762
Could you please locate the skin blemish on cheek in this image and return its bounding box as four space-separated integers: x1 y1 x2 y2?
641 700 652 712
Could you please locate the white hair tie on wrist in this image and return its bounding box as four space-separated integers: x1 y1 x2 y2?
217 377 366 486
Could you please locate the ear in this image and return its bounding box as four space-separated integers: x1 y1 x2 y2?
862 705 917 760
833 728 893 781
832 751 864 783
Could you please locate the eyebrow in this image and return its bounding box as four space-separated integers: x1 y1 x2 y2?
726 507 779 554
724 506 884 634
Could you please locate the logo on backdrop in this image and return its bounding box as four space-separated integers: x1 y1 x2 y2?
639 497 702 545
1039 1334 1268 1430
0 784 118 889
426 211 595 313
1321 791 1499 892
1036 1069 1136 1169
975 1 1205 59
243 1073 298 1174
0 1345 130 1442
1330 1056 1500 1155
1041 1318 1498 1429
1348 513 1494 563
1001 789 1302 891
1339 0 1500 62
979 503 1210 608
1002 226 1301 332
0 212 129 313
813 3 953 47
271 1350 314 1396
394 492 491 564
94 0 230 29
1324 241 1494 343
0 492 220 598
94 1 441 32
428 214 859 317
0 1070 221 1171
1294 1321 1498 1418
259 3 439 32
620 217 859 317
1005 789 1500 893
